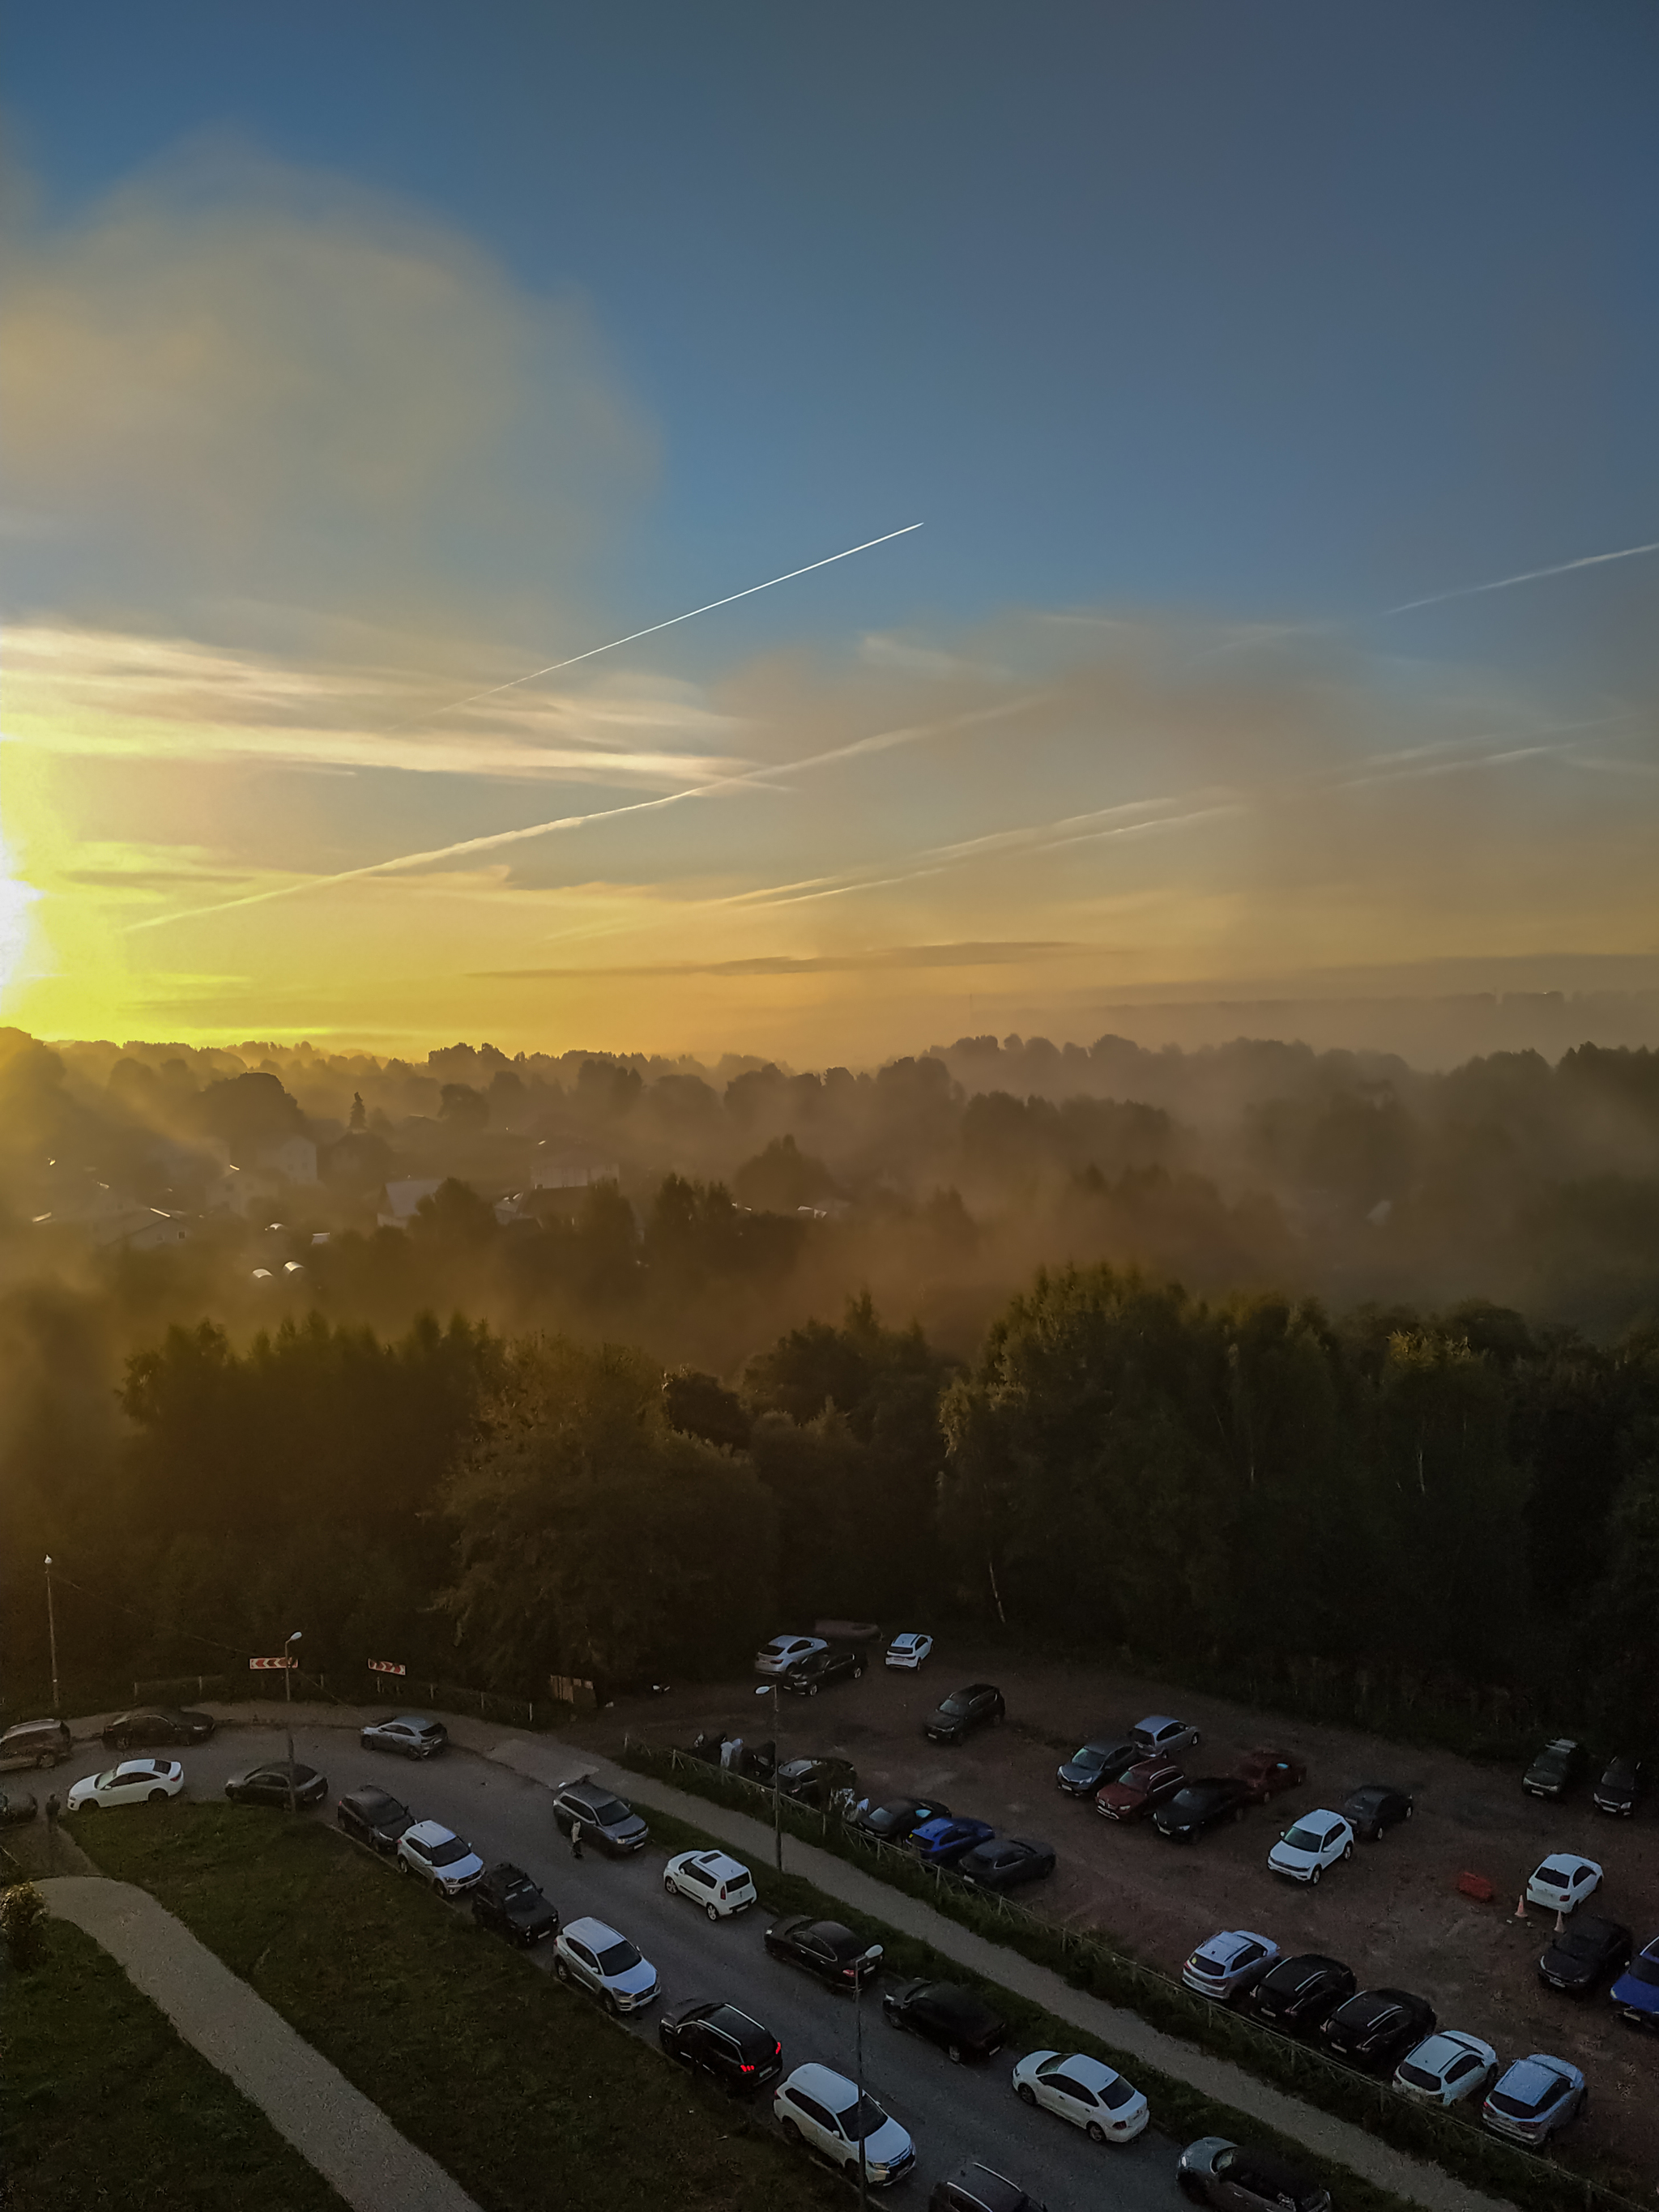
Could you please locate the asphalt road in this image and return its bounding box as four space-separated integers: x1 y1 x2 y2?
77 1724 1194 2212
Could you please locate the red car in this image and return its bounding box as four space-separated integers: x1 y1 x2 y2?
1096 1757 1185 1822
1234 1748 1307 1804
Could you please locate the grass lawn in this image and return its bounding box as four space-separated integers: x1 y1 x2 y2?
73 1802 840 2212
2 1914 348 2212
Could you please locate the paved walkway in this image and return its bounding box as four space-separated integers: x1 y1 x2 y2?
39 1877 483 2212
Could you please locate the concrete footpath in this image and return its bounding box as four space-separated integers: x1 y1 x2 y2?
39 1876 483 2212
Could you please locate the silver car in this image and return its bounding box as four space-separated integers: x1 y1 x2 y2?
360 1714 448 1758
554 1915 659 2014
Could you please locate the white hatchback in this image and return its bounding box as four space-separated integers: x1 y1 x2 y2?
885 1633 934 1671
1012 2049 1149 2142
663 1848 756 1920
67 1758 183 1810
554 1914 659 2014
1526 1853 1602 1913
1268 1810 1355 1886
774 2062 915 2186
1396 2030 1499 2107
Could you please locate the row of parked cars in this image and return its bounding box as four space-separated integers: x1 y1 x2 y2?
1522 1738 1646 1813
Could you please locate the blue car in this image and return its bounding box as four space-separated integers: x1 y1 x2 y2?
911 1815 996 1867
1610 1934 1659 2028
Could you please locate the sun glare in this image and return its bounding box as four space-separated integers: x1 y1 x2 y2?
0 802 41 1006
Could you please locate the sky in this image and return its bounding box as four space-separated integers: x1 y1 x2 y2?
2 2 1657 1063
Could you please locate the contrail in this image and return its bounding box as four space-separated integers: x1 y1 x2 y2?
1382 538 1659 617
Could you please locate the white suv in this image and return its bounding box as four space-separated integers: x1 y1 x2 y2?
395 1820 484 1896
554 1915 659 2014
774 2063 915 2186
663 1848 755 1920
1267 1811 1355 1886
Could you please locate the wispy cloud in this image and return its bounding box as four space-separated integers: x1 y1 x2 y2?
478 939 1082 981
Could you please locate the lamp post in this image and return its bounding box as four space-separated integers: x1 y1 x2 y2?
45 1557 61 1715
284 1630 301 1813
754 1681 783 1872
853 1941 883 2210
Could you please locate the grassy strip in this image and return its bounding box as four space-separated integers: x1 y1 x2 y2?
73 1802 842 2212
2 1914 348 2212
624 1745 1648 2212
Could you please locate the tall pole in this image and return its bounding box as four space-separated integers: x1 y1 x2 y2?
855 1941 882 2210
284 1630 301 1813
755 1679 783 1873
45 1557 61 1714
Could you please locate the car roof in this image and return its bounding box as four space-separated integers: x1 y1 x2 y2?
406 1819 459 1844
488 1860 535 1885
1051 2052 1121 2091
1537 1852 1598 1874
564 1915 624 1946
1200 1929 1273 1958
1414 2030 1492 2066
113 1759 173 1776
786 2060 857 2103
1499 2054 1578 2094
388 1713 441 1727
5 1719 66 1737
343 1784 403 1808
687 1849 748 1877
889 1632 926 1646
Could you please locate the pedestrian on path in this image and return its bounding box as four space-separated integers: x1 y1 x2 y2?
45 1791 61 1857
569 1818 583 1861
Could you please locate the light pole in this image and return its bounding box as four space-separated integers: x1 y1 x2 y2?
853 1941 883 2210
284 1630 301 1813
44 1557 61 1715
754 1681 783 1872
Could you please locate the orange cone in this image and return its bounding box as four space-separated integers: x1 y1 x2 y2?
1514 1894 1528 1920
1555 1909 1565 1933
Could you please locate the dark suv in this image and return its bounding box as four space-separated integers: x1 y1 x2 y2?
1251 1954 1356 2031
659 2000 783 2095
336 1784 416 1854
551 1779 649 1854
782 1647 866 1696
1055 1737 1141 1798
471 1861 558 1946
925 1685 1006 1745
1322 1988 1435 2072
0 1719 71 1772
775 1755 858 1809
1523 1739 1588 1801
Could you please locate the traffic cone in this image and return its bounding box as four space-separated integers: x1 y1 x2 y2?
1555 1910 1565 1933
1514 1894 1528 1920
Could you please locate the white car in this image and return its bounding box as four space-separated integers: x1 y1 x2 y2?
885 1632 934 1671
1396 2029 1499 2107
395 1820 484 1896
663 1848 756 1920
1526 1853 1602 1913
755 1634 827 1677
1131 1714 1200 1757
553 1914 659 2014
1182 1930 1282 2001
67 1758 183 1810
774 2062 915 2186
1268 1810 1354 1886
1011 2049 1149 2142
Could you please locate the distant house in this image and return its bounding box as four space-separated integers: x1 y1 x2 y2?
262 1134 318 1184
32 1200 188 1253
377 1177 445 1230
205 1164 279 1217
531 1139 621 1190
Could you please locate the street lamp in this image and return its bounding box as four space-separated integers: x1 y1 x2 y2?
284 1630 302 1813
853 1941 884 2210
754 1681 783 1872
44 1557 61 1715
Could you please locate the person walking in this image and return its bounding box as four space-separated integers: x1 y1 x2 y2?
45 1790 60 1860
570 1818 584 1861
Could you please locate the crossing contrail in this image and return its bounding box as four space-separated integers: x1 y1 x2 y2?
1382 537 1659 616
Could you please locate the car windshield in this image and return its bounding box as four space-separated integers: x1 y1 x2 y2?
1626 1955 1659 1986
429 1836 472 1867
1533 1748 1568 1771
596 1938 642 1975
1098 2076 1137 2110
94 1770 117 1787
835 2092 889 2141
1491 2087 1549 2119
940 1694 972 1715
589 1796 631 1826
504 1881 540 1907
1398 2061 1439 2090
1282 1826 1326 1852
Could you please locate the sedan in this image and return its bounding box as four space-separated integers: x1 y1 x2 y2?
1154 1778 1252 1841
659 1999 783 2095
1526 1853 1602 1913
1538 1914 1632 1994
925 1684 1006 1744
0 1788 39 1825
1252 1954 1356 2031
68 1759 184 1811
774 2062 915 2187
553 1914 659 2014
764 1915 881 1988
396 1819 484 1896
1593 1754 1646 1817
1268 1811 1354 1886
1233 1749 1306 1804
551 1779 649 1854
1096 1758 1184 1823
957 1836 1056 1894
1321 1988 1436 2073
1182 1931 1281 2003
1522 1738 1588 1801
1482 2053 1587 2145
335 1784 415 1854
1394 2031 1499 2108
755 1634 827 1677
911 1815 997 1868
224 1760 327 1809
852 1795 952 1844
1176 2137 1331 2212
885 1632 934 1671
359 1714 448 1759
1132 1714 1201 1757
883 1979 1009 2064
1610 1934 1659 2027
471 1860 558 1946
663 1848 756 1920
781 1646 865 1695
1055 1737 1141 1800
100 1707 215 1751
1011 2050 1149 2143
1341 1784 1413 1842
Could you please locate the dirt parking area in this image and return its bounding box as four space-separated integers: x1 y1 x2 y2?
595 1639 1659 2180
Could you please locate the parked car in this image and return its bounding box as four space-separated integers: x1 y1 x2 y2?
1176 2137 1331 2211
774 1755 858 1810
885 1632 934 1671
0 1788 39 1825
1055 1736 1141 1799
1268 1810 1354 1886
1234 1749 1307 1804
1322 1988 1436 2072
359 1714 448 1759
852 1794 951 1843
925 1684 1006 1744
911 1815 996 1868
1132 1714 1201 1757
68 1758 184 1811
1095 1758 1184 1822
551 1778 649 1853
883 1979 1009 2063
1252 1953 1356 2031
335 1784 415 1854
957 1835 1056 1894
1182 1931 1281 2002
1011 2049 1149 2143
928 2163 1047 2212
1593 1754 1646 1817
1610 1934 1659 2027
782 1646 865 1696
0 1718 71 1771
1154 1778 1252 1841
1393 2030 1498 2107
1526 1852 1602 1912
658 1998 783 2095
663 1848 756 1920
1482 2053 1587 2144
1523 1738 1589 1801
395 1819 484 1896
764 1915 881 1987
1341 1783 1414 1841
553 1913 659 2014
755 1634 827 1677
224 1760 327 1809
101 1707 215 1750
1538 1914 1632 1994
471 1860 558 1946
774 2062 915 2187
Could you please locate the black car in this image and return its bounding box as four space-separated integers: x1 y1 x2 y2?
1252 1954 1357 2031
1341 1784 1413 1842
471 1860 559 1946
0 1788 39 1825
1055 1737 1141 1799
956 1835 1056 1894
1153 1777 1252 1841
853 1795 952 1843
1177 2138 1332 2212
764 1915 881 1987
781 1646 866 1696
882 1979 1009 2063
929 2164 1048 2212
0 1718 71 1772
101 1707 215 1751
659 1999 783 2095
1538 1914 1633 1994
1593 1754 1646 1817
774 1755 858 1810
336 1784 415 1854
924 1684 1006 1745
1321 1987 1436 2072
1523 1738 1589 1801
224 1760 328 1809
551 1779 650 1854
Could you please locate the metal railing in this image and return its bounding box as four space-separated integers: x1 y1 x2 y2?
128 1672 557 1733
